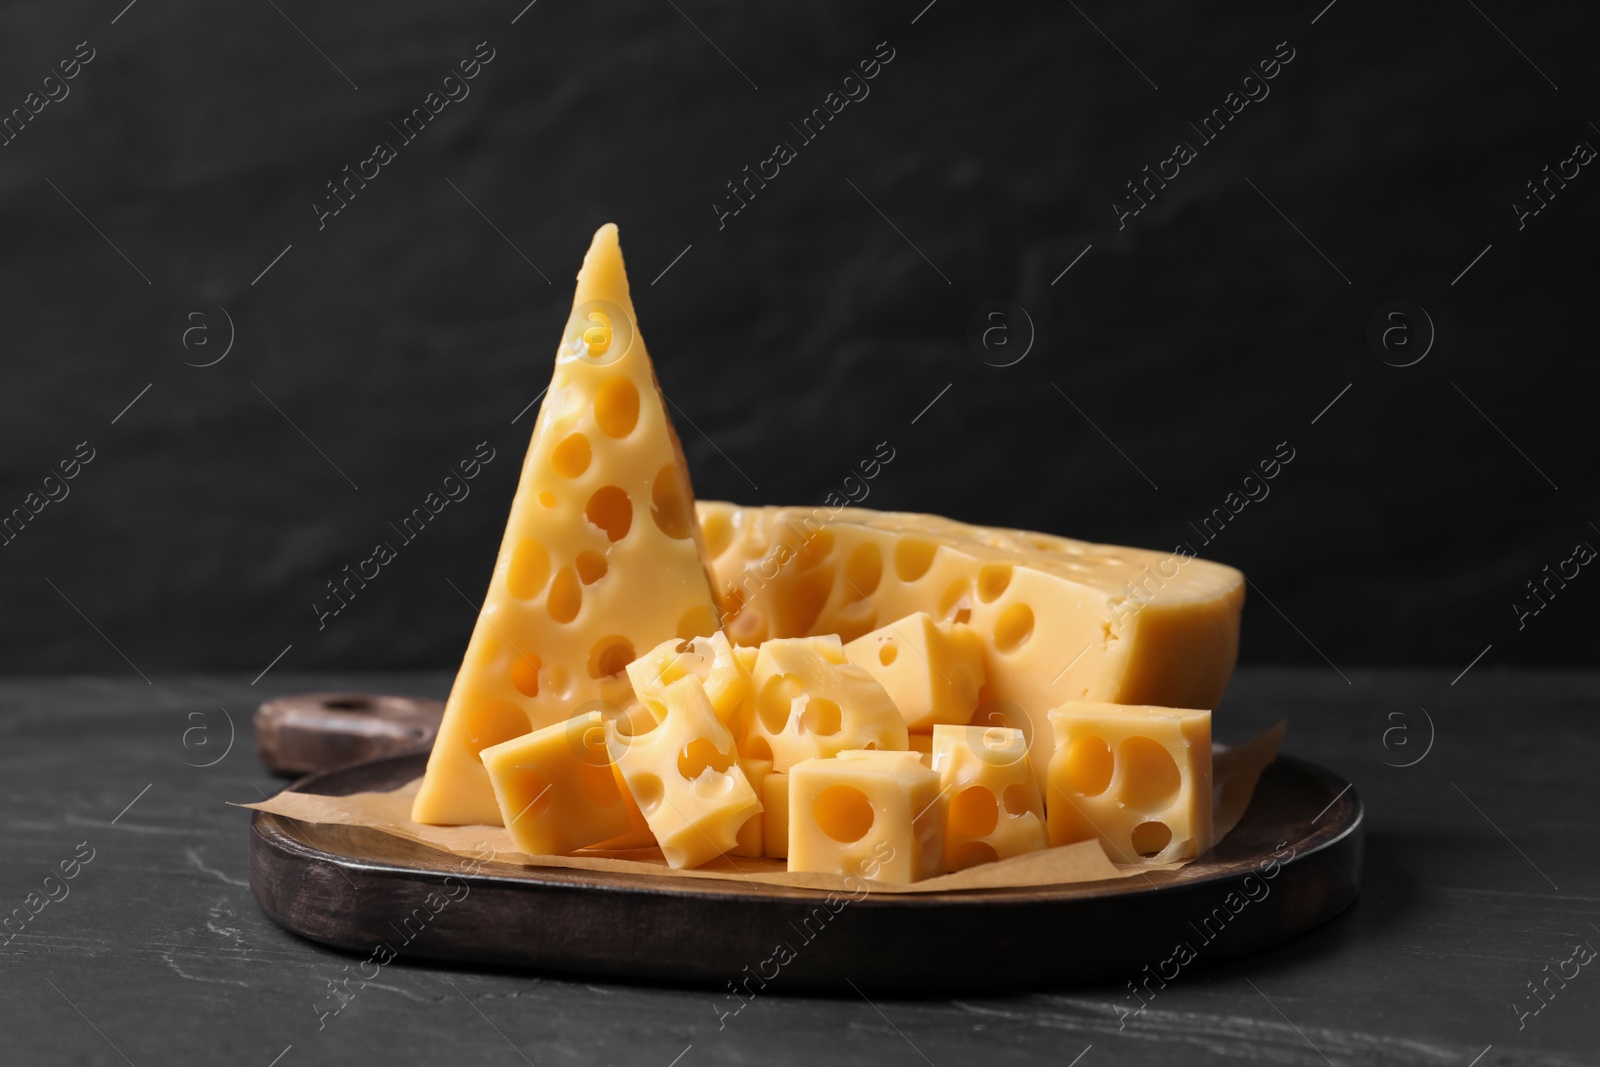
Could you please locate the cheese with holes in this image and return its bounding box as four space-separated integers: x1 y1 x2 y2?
746 636 909 770
627 631 750 729
697 502 1243 785
931 725 1046 871
610 675 759 868
479 710 632 855
844 612 986 731
1046 701 1212 863
412 225 722 825
762 771 789 858
788 751 943 883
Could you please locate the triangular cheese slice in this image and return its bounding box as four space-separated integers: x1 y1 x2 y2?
413 224 722 825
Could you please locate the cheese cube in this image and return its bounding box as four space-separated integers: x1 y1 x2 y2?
746 636 909 771
788 751 943 883
843 612 987 730
762 772 789 858
1046 701 1212 863
626 631 750 728
479 710 632 855
730 757 772 858
610 675 761 868
931 725 1046 871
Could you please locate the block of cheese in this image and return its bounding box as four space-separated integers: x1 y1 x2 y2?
788 751 943 883
413 225 722 825
697 502 1243 785
761 771 789 858
1046 701 1212 863
610 675 760 868
844 612 987 731
730 756 772 858
479 710 632 855
930 725 1047 871
626 631 750 729
746 636 909 769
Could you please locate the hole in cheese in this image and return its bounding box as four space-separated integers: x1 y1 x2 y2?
842 542 882 601
977 563 1012 603
993 603 1035 653
1065 735 1114 796
551 433 591 479
799 697 842 737
630 772 664 815
463 700 529 756
547 566 582 623
585 486 633 542
894 538 937 582
509 654 542 697
938 580 972 623
796 530 834 571
878 640 898 666
1002 782 1034 817
506 538 551 600
1131 820 1172 857
950 785 999 838
575 550 608 585
587 635 635 679
949 839 999 871
756 673 803 734
815 785 874 843
650 464 693 540
702 511 733 558
676 604 718 641
539 490 557 508
1117 736 1182 812
678 737 734 781
594 377 639 438
743 736 773 761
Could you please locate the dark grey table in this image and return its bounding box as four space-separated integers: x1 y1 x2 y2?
2 668 1595 1066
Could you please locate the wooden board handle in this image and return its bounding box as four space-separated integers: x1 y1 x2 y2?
254 692 443 776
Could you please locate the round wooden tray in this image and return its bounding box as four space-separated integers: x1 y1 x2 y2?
249 751 1361 990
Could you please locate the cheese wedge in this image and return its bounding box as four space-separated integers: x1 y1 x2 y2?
413 225 721 825
696 502 1243 785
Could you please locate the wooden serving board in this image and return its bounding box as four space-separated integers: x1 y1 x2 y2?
249 752 1361 990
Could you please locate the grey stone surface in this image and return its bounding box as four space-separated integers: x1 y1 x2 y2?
2 668 1597 1065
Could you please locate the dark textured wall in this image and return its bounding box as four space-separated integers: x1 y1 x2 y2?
1 1 1594 677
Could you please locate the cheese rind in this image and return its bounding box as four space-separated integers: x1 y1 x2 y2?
931 725 1047 871
844 612 987 731
788 751 943 883
479 711 632 855
698 502 1243 786
746 636 909 770
413 225 721 826
610 675 760 869
1045 701 1213 864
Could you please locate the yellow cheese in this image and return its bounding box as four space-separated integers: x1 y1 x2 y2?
413 225 721 826
698 502 1242 786
930 725 1046 871
843 612 986 730
907 732 933 765
610 675 760 868
594 761 656 850
762 771 789 858
1046 701 1212 863
626 631 750 728
730 757 772 857
745 636 909 770
788 751 943 883
479 710 632 855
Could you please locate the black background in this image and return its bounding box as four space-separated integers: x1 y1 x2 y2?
1 0 1594 676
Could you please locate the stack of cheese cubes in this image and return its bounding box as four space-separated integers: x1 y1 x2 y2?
411 225 1242 883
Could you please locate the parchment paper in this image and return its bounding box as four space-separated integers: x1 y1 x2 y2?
241 721 1285 894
